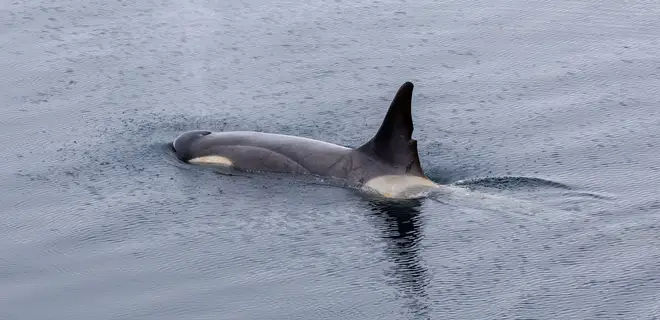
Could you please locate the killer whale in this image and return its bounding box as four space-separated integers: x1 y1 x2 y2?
172 82 439 198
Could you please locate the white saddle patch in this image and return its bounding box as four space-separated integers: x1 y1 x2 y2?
362 175 440 199
188 155 234 167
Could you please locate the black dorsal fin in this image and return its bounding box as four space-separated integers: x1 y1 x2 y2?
357 82 426 177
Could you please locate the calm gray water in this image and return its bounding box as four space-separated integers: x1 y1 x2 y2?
1 0 659 319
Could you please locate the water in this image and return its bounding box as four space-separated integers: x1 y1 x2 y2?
1 0 659 319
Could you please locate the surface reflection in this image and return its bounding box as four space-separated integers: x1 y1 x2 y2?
368 198 432 319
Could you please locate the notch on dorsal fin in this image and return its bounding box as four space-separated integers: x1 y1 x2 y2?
357 82 426 177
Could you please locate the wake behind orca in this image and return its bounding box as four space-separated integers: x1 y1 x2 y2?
172 82 440 199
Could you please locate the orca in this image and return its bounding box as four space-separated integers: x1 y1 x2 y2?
172 82 439 199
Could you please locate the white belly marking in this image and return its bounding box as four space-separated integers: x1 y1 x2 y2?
362 175 440 199
188 155 234 166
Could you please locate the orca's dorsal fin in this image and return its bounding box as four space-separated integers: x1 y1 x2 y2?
357 82 426 177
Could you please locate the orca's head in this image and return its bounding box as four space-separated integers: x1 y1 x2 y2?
172 130 212 162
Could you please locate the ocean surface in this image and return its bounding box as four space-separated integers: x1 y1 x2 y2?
1 0 659 319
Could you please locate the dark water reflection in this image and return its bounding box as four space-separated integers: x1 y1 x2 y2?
369 199 431 319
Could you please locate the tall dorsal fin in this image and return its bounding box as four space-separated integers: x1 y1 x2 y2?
357 82 426 177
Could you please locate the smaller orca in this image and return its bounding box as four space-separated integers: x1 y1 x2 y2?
172 82 439 199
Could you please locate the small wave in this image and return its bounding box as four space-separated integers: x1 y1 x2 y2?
156 141 192 169
452 176 572 191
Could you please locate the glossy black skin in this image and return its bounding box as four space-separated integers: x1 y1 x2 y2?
172 130 400 186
